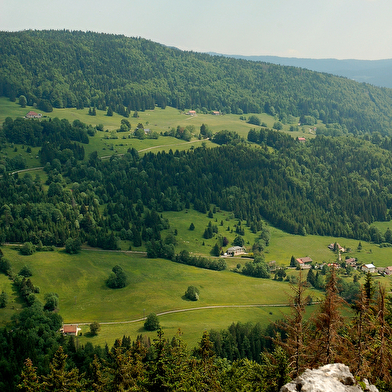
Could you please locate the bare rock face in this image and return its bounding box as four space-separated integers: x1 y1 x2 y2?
280 363 378 392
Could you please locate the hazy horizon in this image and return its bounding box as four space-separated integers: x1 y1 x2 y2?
1 0 392 61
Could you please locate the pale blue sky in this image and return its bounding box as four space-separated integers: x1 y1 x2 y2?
1 0 391 60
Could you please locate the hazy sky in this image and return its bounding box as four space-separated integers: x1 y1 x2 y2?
1 0 391 60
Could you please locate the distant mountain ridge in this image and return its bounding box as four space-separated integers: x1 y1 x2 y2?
208 53 392 89
2 30 392 135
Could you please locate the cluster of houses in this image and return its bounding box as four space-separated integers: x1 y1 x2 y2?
292 242 392 276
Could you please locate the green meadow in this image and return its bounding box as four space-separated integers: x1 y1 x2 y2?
0 244 317 347
0 97 317 166
2 210 392 347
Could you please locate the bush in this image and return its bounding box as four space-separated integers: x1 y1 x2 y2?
90 321 101 336
107 265 127 289
65 237 81 254
18 265 32 277
144 313 160 331
20 242 35 255
247 115 261 126
185 286 200 301
44 293 59 311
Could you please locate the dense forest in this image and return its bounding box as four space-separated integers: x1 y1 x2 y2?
2 30 392 134
2 118 392 249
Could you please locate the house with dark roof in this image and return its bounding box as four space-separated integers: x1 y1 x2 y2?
296 257 313 264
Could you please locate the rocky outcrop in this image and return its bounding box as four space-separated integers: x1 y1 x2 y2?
280 363 378 392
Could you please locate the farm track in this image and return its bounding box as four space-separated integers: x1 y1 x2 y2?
73 303 292 326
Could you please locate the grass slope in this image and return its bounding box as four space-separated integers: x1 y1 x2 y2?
0 98 316 166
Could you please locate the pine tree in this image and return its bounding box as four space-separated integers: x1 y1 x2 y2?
368 284 392 384
307 268 346 367
279 271 308 377
306 268 315 287
18 358 40 392
41 346 82 391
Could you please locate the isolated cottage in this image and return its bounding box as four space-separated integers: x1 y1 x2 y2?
328 243 345 252
298 137 306 142
60 324 81 336
226 246 245 256
186 110 196 116
25 111 42 119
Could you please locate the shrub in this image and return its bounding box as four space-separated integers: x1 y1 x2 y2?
65 237 81 254
247 115 261 126
107 265 127 289
20 242 35 255
18 265 32 277
144 313 160 331
90 321 101 336
185 286 200 301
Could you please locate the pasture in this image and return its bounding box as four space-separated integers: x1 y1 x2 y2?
0 97 317 167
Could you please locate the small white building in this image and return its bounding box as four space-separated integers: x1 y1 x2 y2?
226 246 245 256
362 264 376 273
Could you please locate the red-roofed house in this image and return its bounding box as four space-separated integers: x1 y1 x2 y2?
298 137 306 142
186 110 196 116
25 111 42 119
60 324 81 336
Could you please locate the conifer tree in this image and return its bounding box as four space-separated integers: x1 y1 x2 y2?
307 268 345 367
279 271 308 377
18 358 40 392
41 346 82 391
368 284 392 384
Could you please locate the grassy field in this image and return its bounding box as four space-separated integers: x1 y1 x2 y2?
2 214 392 348
0 97 318 166
76 305 294 349
0 244 320 347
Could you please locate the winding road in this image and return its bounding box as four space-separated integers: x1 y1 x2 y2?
71 303 291 326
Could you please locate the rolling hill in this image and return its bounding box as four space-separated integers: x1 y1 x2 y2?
2 30 392 135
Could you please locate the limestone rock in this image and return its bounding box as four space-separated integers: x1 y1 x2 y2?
280 363 378 392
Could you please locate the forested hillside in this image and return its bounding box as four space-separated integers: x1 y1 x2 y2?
2 118 392 247
2 30 392 134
